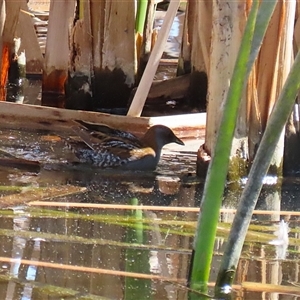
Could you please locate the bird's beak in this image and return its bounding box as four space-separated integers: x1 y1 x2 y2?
174 136 185 146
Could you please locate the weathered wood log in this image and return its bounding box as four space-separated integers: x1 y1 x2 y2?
0 158 40 172
149 73 190 100
0 101 206 139
130 74 190 104
251 1 295 176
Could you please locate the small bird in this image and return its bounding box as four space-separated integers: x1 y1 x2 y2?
68 120 184 170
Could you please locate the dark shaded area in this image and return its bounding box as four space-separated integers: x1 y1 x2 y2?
6 52 27 103
188 71 208 111
92 67 133 109
283 119 300 176
196 144 210 178
65 74 93 111
8 55 25 85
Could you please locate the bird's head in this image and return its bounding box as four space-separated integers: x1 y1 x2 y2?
142 125 184 151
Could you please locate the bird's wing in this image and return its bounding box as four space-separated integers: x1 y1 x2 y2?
75 120 142 146
71 125 101 151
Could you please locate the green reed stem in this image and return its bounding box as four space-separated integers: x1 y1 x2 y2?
188 0 260 293
216 41 300 291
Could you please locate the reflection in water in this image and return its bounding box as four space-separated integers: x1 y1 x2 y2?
269 220 289 259
1 127 300 299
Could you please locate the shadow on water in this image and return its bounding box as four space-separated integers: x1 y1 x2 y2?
0 127 300 299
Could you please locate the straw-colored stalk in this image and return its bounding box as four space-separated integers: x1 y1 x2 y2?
42 0 76 105
69 1 92 78
283 2 300 174
248 1 296 175
65 0 142 108
101 0 135 84
90 0 105 70
16 3 44 74
66 0 93 109
178 1 211 75
198 0 295 178
0 0 23 100
177 1 210 113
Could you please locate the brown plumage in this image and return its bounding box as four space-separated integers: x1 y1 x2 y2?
68 120 184 170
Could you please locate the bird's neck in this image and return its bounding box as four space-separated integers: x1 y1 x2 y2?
141 132 162 154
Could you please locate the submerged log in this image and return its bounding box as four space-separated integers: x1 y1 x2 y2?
148 73 190 100
128 72 207 114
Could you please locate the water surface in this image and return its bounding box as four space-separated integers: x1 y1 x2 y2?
0 127 300 299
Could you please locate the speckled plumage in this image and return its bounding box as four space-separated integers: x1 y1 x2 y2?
68 120 184 170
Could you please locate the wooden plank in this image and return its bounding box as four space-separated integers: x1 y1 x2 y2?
0 101 206 138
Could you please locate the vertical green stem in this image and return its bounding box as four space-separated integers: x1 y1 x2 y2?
125 198 151 299
135 0 148 34
188 0 259 291
216 50 300 289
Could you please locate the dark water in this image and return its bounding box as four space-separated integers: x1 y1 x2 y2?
0 127 300 299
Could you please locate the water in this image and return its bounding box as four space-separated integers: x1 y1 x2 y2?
0 127 300 299
2 5 300 299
